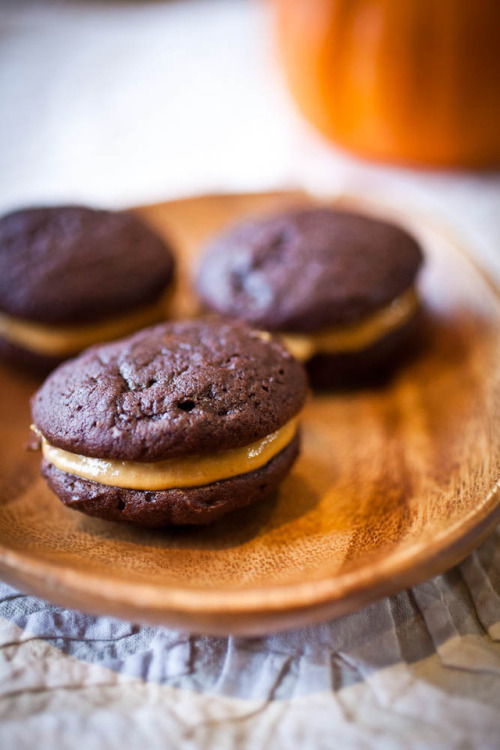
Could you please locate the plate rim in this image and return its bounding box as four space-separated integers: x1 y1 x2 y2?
0 479 498 615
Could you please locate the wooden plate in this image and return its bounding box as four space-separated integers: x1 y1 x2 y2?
1 192 499 636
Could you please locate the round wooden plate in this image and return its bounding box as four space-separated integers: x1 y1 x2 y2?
1 192 499 636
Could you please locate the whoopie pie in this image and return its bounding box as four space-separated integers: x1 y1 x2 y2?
31 318 307 526
0 206 175 371
196 206 424 387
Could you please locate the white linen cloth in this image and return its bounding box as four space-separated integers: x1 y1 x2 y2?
1 1 500 747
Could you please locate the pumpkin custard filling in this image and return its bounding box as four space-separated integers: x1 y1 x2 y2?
0 294 169 357
281 286 419 362
37 417 299 491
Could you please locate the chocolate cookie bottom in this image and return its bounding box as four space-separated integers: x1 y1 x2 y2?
41 433 300 527
306 311 423 390
0 335 66 374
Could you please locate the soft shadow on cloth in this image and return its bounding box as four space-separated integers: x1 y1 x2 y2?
1 528 500 701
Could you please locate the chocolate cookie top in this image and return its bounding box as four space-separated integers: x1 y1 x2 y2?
197 207 423 333
32 318 307 461
0 206 175 324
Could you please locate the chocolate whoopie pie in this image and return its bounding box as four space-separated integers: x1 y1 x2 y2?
0 206 175 371
196 207 424 387
31 319 307 526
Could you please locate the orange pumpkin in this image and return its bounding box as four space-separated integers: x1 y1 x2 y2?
274 0 500 167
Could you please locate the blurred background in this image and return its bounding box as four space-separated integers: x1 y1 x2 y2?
1 0 499 276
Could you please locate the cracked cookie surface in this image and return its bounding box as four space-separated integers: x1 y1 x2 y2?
31 318 308 461
0 205 175 324
197 207 423 332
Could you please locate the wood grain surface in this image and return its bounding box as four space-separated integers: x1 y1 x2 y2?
0 191 499 635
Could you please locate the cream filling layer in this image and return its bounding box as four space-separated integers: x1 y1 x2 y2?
39 418 298 491
281 287 419 361
0 294 170 357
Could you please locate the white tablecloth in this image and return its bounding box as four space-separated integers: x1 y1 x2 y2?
1 1 500 747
